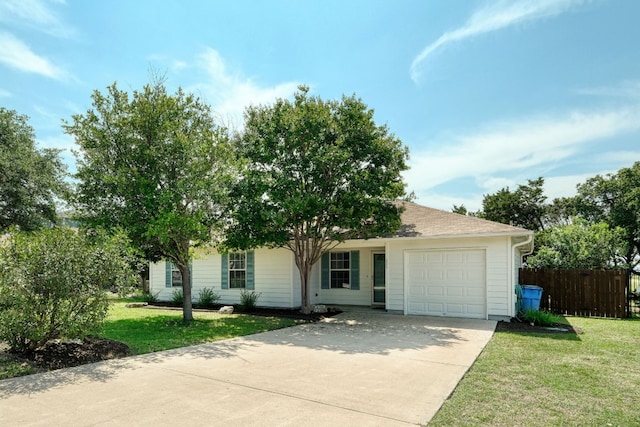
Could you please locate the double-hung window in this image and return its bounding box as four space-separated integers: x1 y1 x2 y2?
330 252 351 289
228 252 247 289
171 263 183 287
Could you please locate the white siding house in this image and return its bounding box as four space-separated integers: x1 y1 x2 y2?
149 202 533 320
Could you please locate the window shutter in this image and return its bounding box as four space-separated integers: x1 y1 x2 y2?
165 261 172 288
350 250 360 290
221 253 229 289
246 251 255 290
321 252 330 289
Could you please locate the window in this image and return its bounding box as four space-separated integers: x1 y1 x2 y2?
330 252 350 289
171 263 182 287
228 252 246 289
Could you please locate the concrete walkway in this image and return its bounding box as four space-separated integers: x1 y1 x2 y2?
0 312 496 426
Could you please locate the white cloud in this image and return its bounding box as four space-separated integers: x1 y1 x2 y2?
405 107 640 210
0 0 74 38
191 48 301 129
577 80 640 99
0 32 67 79
410 0 585 83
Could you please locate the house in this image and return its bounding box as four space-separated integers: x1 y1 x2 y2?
149 201 533 320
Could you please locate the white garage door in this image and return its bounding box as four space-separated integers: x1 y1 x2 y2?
406 249 486 319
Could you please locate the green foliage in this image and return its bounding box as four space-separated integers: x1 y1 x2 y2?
197 287 220 308
521 309 562 326
225 86 409 312
526 218 626 269
0 108 69 231
0 227 138 353
65 80 236 321
171 288 184 306
479 177 547 231
141 291 160 304
238 289 261 312
575 161 640 269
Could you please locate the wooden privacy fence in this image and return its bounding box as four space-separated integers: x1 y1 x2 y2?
519 268 628 318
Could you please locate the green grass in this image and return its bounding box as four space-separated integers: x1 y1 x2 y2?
0 356 37 380
429 317 640 426
102 302 299 355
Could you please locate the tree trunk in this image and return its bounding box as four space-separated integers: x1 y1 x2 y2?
177 262 193 322
299 263 312 314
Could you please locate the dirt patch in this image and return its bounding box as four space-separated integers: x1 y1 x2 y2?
496 319 583 334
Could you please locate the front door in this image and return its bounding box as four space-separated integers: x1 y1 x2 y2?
372 253 386 306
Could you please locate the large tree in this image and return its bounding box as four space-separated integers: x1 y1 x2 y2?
575 162 640 269
526 219 626 269
0 108 68 231
479 177 547 231
224 86 409 313
65 81 235 321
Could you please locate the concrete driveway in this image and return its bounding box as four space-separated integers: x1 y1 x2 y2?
0 312 495 426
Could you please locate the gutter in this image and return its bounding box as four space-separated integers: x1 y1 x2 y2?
510 234 534 317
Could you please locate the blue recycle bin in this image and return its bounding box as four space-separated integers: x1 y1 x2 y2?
521 285 543 312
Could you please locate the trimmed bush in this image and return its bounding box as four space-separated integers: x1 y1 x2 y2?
0 227 138 353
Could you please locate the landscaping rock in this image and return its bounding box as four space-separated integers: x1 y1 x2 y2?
312 304 328 314
125 302 148 308
219 306 234 314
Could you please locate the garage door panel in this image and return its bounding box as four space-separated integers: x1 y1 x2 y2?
446 287 464 297
406 249 486 319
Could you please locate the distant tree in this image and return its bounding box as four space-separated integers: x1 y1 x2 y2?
452 204 479 216
452 204 468 215
224 86 409 313
575 162 640 269
526 219 626 269
0 227 138 353
0 108 68 231
479 177 547 231
65 81 235 321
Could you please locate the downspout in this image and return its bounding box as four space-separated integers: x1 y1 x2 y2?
510 234 534 317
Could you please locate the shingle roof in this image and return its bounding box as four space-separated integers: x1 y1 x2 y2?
392 201 532 238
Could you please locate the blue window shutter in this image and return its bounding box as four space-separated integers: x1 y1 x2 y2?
350 251 360 290
246 251 255 290
321 252 330 289
165 261 172 288
221 253 229 289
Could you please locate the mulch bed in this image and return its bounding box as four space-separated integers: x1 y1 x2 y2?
496 319 583 334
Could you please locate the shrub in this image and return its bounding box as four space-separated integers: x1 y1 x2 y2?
239 289 261 312
522 309 562 327
141 291 160 304
171 288 184 306
0 227 138 353
197 287 220 308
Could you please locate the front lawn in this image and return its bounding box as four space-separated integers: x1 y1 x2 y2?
103 302 299 355
0 301 298 379
429 317 640 426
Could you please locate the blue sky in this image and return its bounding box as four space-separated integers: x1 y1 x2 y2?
1 0 639 211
